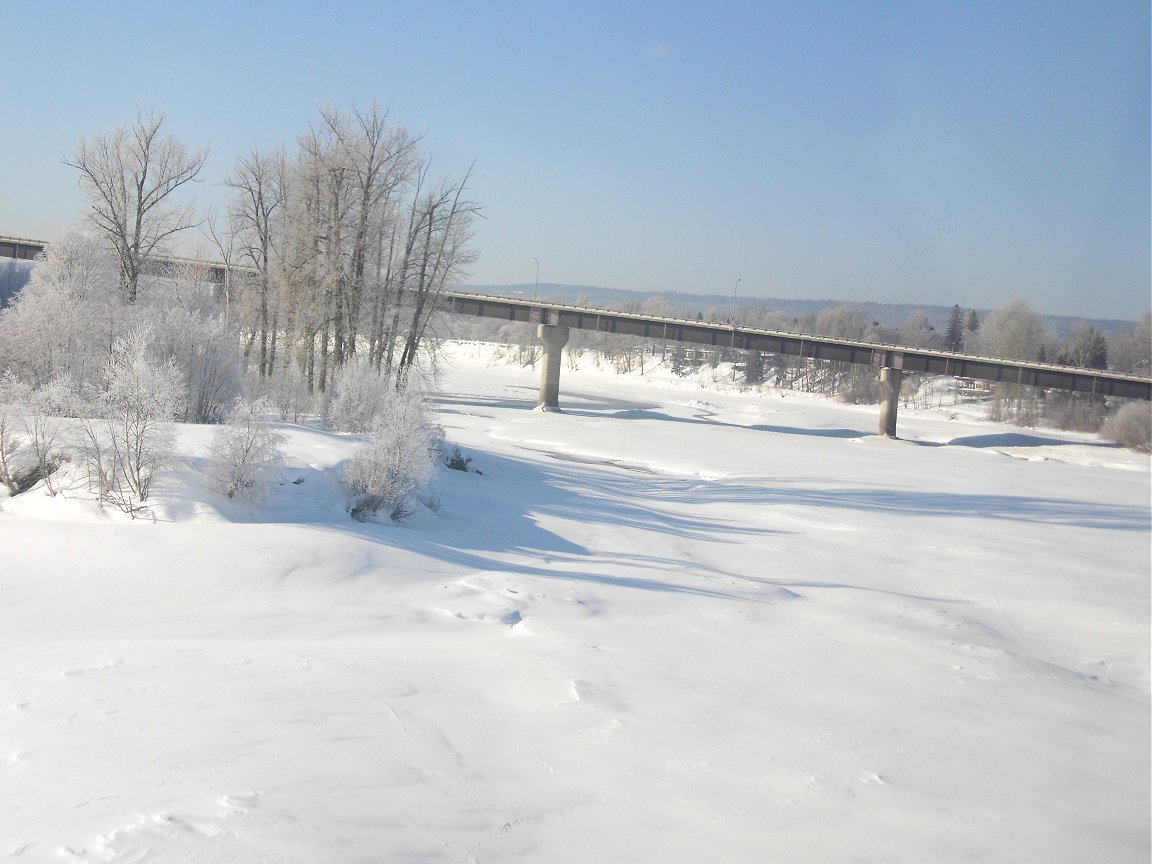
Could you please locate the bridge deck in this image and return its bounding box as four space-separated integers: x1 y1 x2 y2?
444 291 1152 401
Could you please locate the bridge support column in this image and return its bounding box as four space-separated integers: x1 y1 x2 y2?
878 367 903 437
536 324 570 410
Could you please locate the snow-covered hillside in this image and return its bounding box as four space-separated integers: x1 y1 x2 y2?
2 343 1148 863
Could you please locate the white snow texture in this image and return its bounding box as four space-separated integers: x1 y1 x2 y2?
1 342 1148 863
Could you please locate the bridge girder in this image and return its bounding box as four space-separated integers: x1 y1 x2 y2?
445 292 1152 402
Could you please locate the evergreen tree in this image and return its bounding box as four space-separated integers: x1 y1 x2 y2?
1064 323 1109 369
945 305 964 352
965 309 981 352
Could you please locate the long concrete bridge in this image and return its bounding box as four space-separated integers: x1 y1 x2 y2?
5 234 1150 437
445 291 1151 435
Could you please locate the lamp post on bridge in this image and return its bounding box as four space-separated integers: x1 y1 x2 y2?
533 257 540 300
730 277 742 379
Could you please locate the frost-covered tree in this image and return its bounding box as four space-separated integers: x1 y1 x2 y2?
225 144 288 377
975 301 1047 424
0 259 32 306
64 106 209 303
141 263 241 423
898 310 938 348
0 229 122 390
345 375 442 522
157 304 241 424
205 397 286 507
76 328 186 514
815 305 870 340
0 376 80 498
20 377 79 497
221 104 479 397
266 355 316 422
1107 311 1151 375
978 300 1044 361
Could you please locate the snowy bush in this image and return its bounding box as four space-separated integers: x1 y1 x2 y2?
1100 401 1151 453
76 329 186 515
836 374 880 405
329 356 393 433
345 376 442 522
443 446 472 472
0 374 33 496
20 376 79 496
1046 393 1106 433
206 398 286 507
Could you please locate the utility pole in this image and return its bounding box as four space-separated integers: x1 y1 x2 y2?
730 277 741 379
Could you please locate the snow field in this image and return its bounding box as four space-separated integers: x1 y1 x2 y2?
1 341 1148 862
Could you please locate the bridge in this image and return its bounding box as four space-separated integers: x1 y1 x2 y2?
4 234 1150 437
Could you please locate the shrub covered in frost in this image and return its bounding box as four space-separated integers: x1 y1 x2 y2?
206 398 286 507
329 356 393 433
75 328 185 515
1100 401 1151 453
345 376 442 522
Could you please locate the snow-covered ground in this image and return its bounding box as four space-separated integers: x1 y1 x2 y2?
2 342 1148 863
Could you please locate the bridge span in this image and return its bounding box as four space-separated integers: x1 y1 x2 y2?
444 291 1151 435
4 234 1150 437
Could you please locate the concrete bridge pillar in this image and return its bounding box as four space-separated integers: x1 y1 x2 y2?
878 367 903 437
536 324 570 410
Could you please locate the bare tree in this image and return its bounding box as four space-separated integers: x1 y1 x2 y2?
226 145 287 376
217 103 479 396
319 104 420 369
64 106 209 303
397 164 481 372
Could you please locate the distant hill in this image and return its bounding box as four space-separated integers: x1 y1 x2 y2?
460 282 1140 338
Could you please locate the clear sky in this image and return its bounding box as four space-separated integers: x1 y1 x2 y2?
1 0 1148 320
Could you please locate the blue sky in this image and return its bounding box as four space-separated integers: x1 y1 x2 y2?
1 1 1148 319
